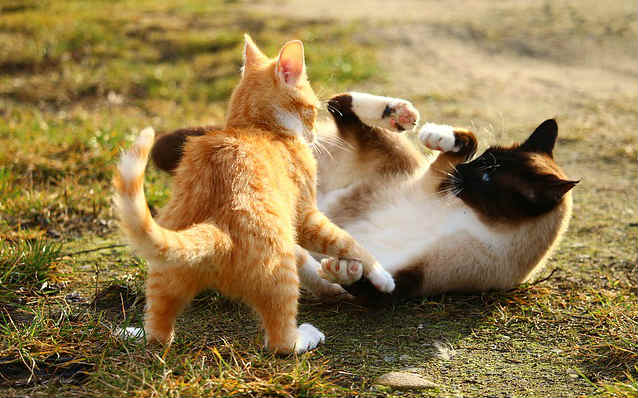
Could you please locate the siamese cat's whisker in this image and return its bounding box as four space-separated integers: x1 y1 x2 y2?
321 133 350 148
317 135 345 151
318 134 353 153
326 104 343 117
313 141 334 159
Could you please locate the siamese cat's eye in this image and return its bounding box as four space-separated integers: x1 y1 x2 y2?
481 172 491 182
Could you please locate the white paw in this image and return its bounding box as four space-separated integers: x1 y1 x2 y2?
367 266 395 293
115 326 145 342
349 92 419 132
418 123 458 152
295 323 325 353
318 258 363 286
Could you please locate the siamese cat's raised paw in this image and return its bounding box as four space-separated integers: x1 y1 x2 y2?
419 123 458 152
348 92 420 132
419 123 477 158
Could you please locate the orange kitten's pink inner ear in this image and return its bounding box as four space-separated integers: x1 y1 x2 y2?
276 40 305 86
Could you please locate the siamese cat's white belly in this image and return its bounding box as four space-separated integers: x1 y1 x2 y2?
320 188 504 275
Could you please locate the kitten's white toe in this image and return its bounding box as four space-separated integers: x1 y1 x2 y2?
418 123 458 152
367 266 396 293
349 92 419 132
319 258 362 285
295 323 325 353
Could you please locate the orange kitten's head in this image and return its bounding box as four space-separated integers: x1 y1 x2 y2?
225 34 320 144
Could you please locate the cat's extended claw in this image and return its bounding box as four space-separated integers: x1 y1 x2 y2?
348 92 420 132
295 323 325 353
318 258 363 285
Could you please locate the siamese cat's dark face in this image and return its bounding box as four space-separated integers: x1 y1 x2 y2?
446 119 578 221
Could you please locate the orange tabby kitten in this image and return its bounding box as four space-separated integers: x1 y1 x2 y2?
112 35 394 354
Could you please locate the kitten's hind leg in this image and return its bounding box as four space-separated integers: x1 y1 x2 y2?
144 268 202 345
329 92 420 132
251 251 325 354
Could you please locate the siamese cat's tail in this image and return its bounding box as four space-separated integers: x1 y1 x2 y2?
113 127 231 268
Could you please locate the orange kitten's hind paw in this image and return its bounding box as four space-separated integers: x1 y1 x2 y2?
295 323 325 353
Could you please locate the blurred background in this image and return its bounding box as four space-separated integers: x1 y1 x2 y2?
0 1 636 397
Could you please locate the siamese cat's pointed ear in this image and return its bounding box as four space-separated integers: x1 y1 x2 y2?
276 40 306 87
520 119 558 157
242 34 267 71
547 179 579 202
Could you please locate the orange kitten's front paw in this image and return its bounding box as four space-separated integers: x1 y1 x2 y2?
318 258 363 286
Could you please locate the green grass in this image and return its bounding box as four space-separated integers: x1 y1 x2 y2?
1 0 636 397
0 239 62 305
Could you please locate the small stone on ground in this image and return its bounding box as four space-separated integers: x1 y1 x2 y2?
375 371 438 390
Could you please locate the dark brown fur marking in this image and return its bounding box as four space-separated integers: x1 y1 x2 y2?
441 119 578 223
343 264 425 306
151 126 221 173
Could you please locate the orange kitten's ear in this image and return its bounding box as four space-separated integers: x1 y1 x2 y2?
275 40 306 87
243 34 267 71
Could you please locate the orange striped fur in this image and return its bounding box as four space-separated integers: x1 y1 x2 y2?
113 35 392 354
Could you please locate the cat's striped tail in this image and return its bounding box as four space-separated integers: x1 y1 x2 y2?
113 127 231 269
